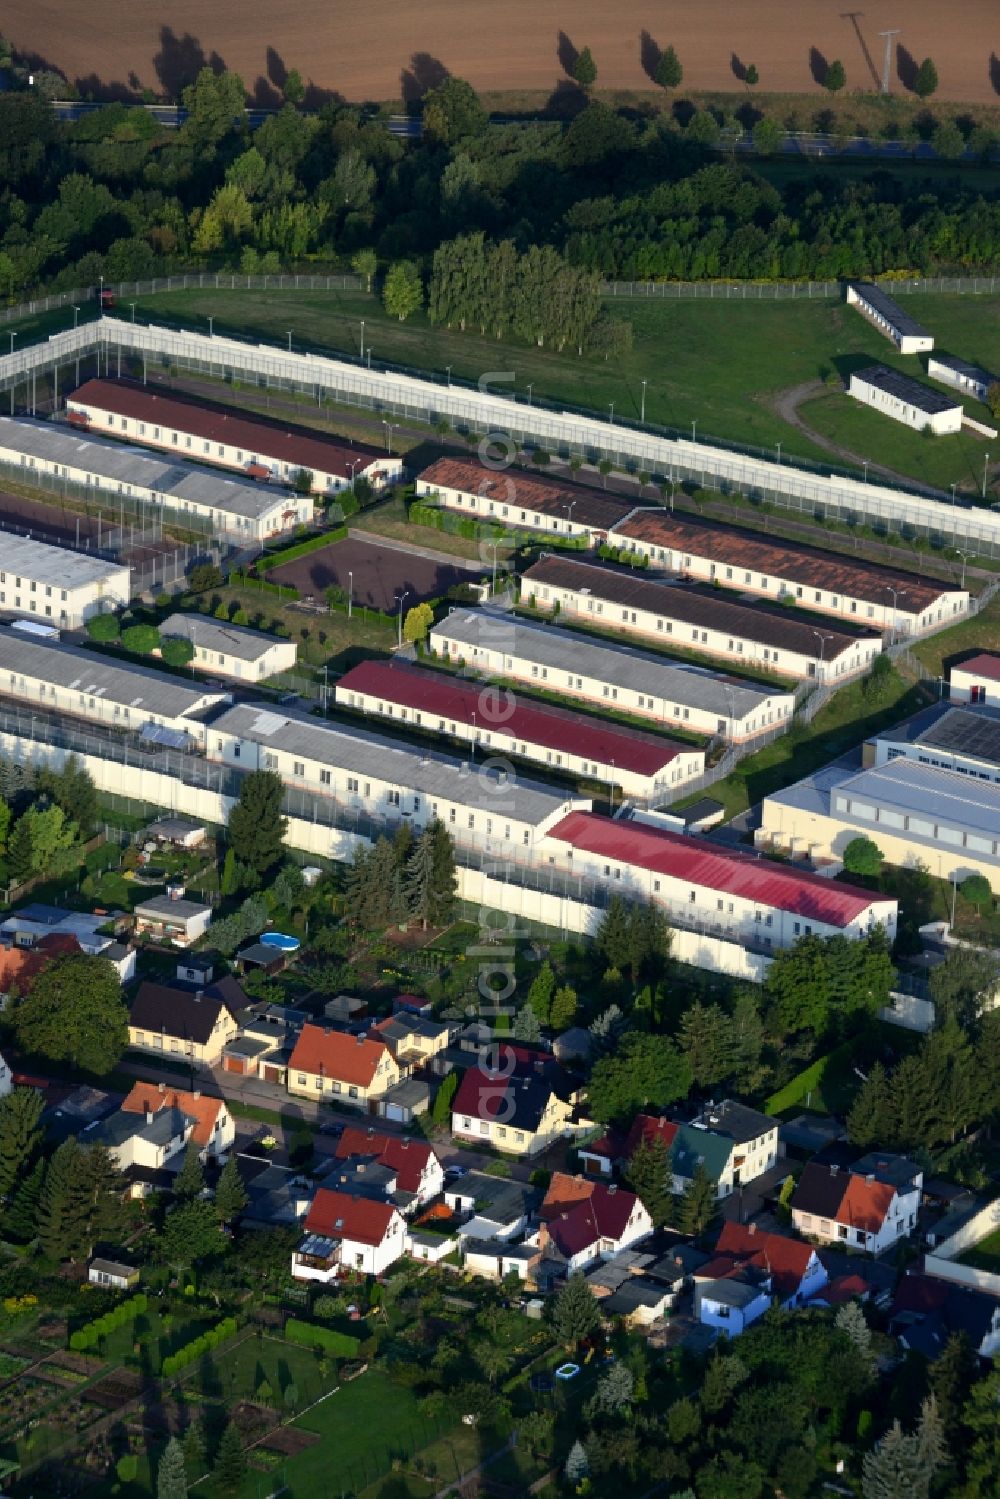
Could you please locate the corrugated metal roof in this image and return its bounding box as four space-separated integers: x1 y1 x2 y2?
614 512 955 615
853 365 959 416
417 457 638 530
0 417 290 522
210 699 578 823
0 631 225 720
523 554 876 655
0 534 128 591
70 379 384 478
432 609 791 722
336 658 693 775
848 282 932 340
160 613 285 663
548 810 881 926
833 757 1000 841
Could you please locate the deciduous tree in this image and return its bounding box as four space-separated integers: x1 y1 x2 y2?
913 58 939 98
572 48 598 91
383 260 423 321
655 45 683 90
825 59 846 92
13 954 127 1074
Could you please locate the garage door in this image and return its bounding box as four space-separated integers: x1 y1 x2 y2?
223 1056 244 1074
262 1064 283 1084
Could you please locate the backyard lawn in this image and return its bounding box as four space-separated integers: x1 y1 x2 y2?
127 285 1000 488
958 1227 1000 1274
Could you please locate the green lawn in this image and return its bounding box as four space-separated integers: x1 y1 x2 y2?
957 1227 1000 1274
124 283 1000 490
911 593 1000 681
799 387 993 494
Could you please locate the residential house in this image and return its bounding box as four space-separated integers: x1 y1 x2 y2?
463 1239 538 1284
444 1172 537 1244
372 1013 455 1075
579 1113 680 1177
892 1271 1000 1360
703 1222 828 1307
291 1189 407 1282
128 981 240 1067
0 932 80 1008
86 1104 194 1183
534 1176 654 1278
677 1101 780 1198
133 895 213 948
791 1154 923 1255
88 1258 139 1291
287 1024 401 1111
333 1127 444 1208
450 1054 575 1157
694 1270 773 1338
0 905 132 972
120 1081 235 1159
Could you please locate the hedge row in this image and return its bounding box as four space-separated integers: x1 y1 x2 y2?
765 1055 832 1116
409 502 510 542
597 543 650 567
160 1316 238 1377
69 1293 148 1351
259 526 348 572
284 1318 360 1356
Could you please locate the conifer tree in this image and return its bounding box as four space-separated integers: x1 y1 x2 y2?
550 986 578 1031
174 1140 206 1202
214 1154 248 1223
3 1157 45 1242
625 1135 674 1228
0 1086 44 1196
847 1061 896 1149
526 962 555 1026
677 1160 718 1236
513 1004 542 1042
552 1274 600 1346
213 1423 246 1493
37 1139 91 1261
182 1421 207 1480
157 1436 188 1499
405 826 438 930
564 1438 590 1484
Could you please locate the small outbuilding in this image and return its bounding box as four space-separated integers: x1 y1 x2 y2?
848 365 963 435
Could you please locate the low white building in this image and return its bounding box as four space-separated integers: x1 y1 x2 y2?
0 631 229 746
0 1049 11 1099
848 365 963 436
159 614 298 683
0 535 130 628
846 282 934 354
429 608 795 744
611 512 967 638
334 657 705 801
291 1189 407 1281
66 379 400 496
415 456 640 544
133 895 213 948
0 417 312 543
540 809 898 952
522 554 881 683
208 700 587 858
694 1275 772 1338
950 653 1000 707
927 353 996 405
791 1155 922 1256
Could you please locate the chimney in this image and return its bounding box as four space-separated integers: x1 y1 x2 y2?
193 1090 201 1101
607 1184 617 1195
145 1109 155 1124
158 1082 166 1094
829 1164 839 1176
748 1222 757 1235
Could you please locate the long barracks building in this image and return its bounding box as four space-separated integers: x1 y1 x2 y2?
0 417 312 542
414 457 641 544
66 380 402 496
610 511 967 638
334 657 705 800
521 554 882 682
429 607 795 743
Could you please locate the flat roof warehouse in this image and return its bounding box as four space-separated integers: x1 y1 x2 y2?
433 608 787 718
0 418 290 523
615 512 956 615
70 380 385 477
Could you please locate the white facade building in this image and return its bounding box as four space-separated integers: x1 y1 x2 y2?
208 700 588 856
845 282 934 354
791 1157 923 1256
927 354 996 405
0 417 312 542
848 366 963 436
612 512 967 638
159 614 298 683
539 809 898 951
429 608 795 743
415 456 639 543
950 653 1000 707
0 535 130 628
66 379 401 495
522 554 881 682
0 631 229 745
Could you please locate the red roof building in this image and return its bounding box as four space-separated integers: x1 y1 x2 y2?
952 652 1000 683
538 1179 652 1268
335 658 701 797
545 811 893 935
415 456 638 535
0 933 80 994
288 1024 399 1100
66 379 393 492
334 1127 442 1198
712 1221 827 1304
304 1188 398 1245
791 1158 922 1254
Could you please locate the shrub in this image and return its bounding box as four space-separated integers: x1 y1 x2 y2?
160 636 196 667
86 613 120 642
121 623 160 655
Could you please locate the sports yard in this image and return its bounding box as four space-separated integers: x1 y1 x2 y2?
3 0 996 103
268 534 479 613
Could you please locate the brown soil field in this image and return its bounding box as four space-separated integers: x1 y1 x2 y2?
5 0 999 107
269 535 471 611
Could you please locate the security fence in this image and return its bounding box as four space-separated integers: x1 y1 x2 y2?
602 274 1000 299
0 272 362 328
5 315 1000 567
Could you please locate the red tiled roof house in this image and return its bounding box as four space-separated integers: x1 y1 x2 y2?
287 1024 401 1110
292 1188 407 1282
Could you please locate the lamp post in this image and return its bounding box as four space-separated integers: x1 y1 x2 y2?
348 570 353 620
608 759 615 814
526 382 533 406
366 349 373 369
207 315 214 338
287 331 293 352
8 333 15 356
397 589 410 648
812 629 835 681
863 460 869 483
360 320 365 359
776 441 782 466
347 459 361 492
950 483 957 505
886 586 906 643
470 709 477 759
486 540 499 592
666 480 675 513
609 402 614 425
129 303 136 324
72 306 80 329
382 421 399 454
640 379 647 425
984 452 991 500
446 365 452 387
956 549 977 590
691 419 697 443
99 274 104 311
565 500 577 534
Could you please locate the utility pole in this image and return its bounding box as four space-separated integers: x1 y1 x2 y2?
877 29 900 94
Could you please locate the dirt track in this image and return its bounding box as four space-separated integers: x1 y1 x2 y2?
5 0 998 106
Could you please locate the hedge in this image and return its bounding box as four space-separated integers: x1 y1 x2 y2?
410 501 587 551
159 1315 238 1377
258 527 348 572
69 1293 148 1351
765 1055 833 1116
229 569 300 600
284 1318 360 1356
